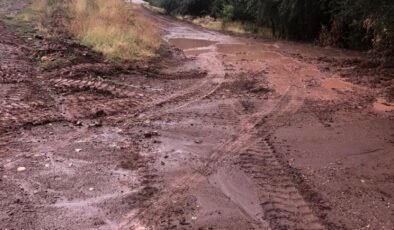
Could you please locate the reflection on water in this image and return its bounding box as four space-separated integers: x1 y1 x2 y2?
168 38 216 50
126 0 147 4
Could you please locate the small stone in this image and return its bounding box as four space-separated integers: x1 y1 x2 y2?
45 164 50 168
89 121 102 128
194 140 203 144
361 179 366 183
68 163 73 167
17 167 26 172
75 149 82 153
144 131 159 138
191 216 197 220
89 187 94 191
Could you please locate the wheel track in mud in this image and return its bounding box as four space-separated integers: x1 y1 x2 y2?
0 106 61 131
46 77 146 120
0 75 143 130
0 69 30 84
236 140 324 229
0 84 62 132
49 78 139 98
122 85 327 229
133 58 227 120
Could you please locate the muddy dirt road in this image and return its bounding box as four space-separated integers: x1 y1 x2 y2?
1 2 393 229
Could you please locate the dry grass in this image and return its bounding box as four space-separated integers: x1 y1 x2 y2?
33 0 161 60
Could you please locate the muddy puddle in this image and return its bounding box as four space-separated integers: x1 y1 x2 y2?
184 48 211 56
168 38 216 50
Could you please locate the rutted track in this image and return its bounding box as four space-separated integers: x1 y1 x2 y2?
121 8 394 230
237 139 323 229
1 2 393 229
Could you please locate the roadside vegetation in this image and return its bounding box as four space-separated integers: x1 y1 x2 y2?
31 0 161 60
147 0 394 63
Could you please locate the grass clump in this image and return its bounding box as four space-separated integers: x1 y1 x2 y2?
69 0 161 60
33 0 161 60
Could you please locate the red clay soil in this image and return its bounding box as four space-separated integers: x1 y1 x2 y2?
0 1 393 230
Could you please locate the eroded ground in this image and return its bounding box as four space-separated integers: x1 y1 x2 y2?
0 1 393 230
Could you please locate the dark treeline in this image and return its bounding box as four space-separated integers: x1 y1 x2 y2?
147 0 394 58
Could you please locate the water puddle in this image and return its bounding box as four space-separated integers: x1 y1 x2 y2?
168 38 216 50
184 48 211 56
217 43 263 54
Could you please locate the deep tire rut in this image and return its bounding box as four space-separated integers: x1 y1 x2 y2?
237 139 324 230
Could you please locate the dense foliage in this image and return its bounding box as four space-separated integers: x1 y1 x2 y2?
147 0 394 56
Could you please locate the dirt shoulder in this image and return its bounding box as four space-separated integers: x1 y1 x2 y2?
0 2 393 230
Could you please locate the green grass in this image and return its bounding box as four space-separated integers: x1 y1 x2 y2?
2 7 40 36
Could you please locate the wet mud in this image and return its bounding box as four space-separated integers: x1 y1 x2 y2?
1 2 393 230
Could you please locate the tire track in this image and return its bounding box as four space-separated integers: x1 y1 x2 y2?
237 140 324 229
0 69 29 83
121 85 325 229
49 78 138 98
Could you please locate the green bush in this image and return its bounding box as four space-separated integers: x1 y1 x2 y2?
147 0 394 57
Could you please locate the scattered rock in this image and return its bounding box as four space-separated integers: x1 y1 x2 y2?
75 148 82 153
89 187 94 191
17 167 26 172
